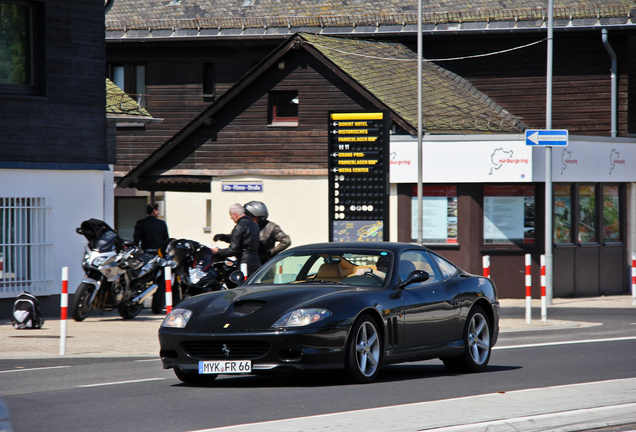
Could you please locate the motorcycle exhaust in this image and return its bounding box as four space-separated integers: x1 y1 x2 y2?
132 283 158 304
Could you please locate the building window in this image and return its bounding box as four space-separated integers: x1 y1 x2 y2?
483 185 535 245
410 185 457 244
268 90 298 126
554 185 572 244
0 0 44 95
578 185 596 243
602 185 620 243
202 63 215 96
108 63 146 107
0 197 51 297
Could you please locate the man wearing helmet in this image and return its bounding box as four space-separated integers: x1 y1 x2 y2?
243 201 291 264
214 201 291 264
211 203 261 276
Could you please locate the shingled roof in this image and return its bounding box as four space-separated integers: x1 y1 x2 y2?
106 78 154 121
300 33 524 133
106 0 635 40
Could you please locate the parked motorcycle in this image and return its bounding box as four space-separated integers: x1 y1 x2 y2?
72 219 176 321
164 239 244 298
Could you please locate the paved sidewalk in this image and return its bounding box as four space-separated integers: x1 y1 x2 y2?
0 295 633 359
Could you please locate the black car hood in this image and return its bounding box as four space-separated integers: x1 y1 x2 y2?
182 283 367 332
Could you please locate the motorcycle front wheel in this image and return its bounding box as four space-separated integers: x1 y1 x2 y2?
118 302 143 320
71 282 96 322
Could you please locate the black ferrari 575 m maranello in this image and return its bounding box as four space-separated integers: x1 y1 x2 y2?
159 242 500 384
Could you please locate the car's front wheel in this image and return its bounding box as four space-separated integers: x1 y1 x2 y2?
345 314 382 384
443 305 492 373
174 368 218 385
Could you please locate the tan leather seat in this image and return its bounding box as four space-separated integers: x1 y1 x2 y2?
315 263 344 281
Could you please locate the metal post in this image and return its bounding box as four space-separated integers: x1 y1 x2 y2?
545 0 554 304
417 0 423 245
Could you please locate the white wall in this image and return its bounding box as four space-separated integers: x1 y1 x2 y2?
0 169 113 297
164 176 329 249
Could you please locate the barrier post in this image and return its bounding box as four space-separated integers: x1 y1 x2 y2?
541 255 547 322
525 254 532 325
632 252 636 306
60 267 68 355
482 255 490 278
164 266 173 314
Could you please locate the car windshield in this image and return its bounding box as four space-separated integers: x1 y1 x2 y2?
248 250 393 288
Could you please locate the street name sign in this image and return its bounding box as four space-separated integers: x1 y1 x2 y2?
525 129 568 146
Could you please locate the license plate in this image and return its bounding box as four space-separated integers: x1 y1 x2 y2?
198 360 251 374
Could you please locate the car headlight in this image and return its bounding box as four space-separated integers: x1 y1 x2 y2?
161 308 193 328
272 309 332 328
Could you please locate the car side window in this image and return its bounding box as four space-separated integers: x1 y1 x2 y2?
429 253 458 280
399 250 441 286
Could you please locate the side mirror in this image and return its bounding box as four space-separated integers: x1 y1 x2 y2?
396 270 430 290
229 270 245 287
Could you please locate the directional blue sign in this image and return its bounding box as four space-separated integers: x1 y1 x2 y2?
525 129 568 146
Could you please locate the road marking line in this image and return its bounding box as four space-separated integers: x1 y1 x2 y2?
78 377 167 388
494 335 636 350
0 365 71 374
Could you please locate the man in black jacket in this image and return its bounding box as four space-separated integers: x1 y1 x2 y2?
133 203 169 253
212 203 261 276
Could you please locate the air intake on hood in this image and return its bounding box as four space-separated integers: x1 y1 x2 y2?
232 300 267 316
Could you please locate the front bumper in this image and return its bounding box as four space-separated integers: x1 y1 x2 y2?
159 325 349 373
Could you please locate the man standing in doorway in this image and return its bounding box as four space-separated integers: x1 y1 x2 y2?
133 202 170 313
133 203 169 253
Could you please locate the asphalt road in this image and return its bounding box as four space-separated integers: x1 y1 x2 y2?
1 306 635 432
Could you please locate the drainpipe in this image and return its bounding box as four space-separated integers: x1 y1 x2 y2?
601 28 617 137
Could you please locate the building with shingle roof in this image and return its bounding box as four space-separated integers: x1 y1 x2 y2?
106 0 636 40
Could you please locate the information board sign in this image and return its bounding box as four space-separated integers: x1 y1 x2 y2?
328 111 390 242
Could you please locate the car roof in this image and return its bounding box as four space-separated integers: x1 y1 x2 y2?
287 242 429 254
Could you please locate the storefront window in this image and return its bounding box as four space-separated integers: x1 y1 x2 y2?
603 185 620 242
411 186 457 244
554 185 572 243
483 185 535 245
578 185 596 243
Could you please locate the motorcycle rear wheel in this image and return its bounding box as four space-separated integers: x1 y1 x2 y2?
71 282 95 322
118 302 143 320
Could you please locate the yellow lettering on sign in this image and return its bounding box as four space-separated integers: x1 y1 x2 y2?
338 160 378 165
354 122 369 127
338 122 354 126
337 136 378 142
331 113 384 121
353 168 370 172
338 168 352 172
338 153 353 157
338 129 369 135
353 152 365 157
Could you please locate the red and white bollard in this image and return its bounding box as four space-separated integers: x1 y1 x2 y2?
525 254 532 325
541 255 547 323
60 267 68 355
482 256 490 278
632 252 636 307
164 266 173 314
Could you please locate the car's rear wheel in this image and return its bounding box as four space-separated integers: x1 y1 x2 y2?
173 368 218 385
345 314 382 384
443 305 492 373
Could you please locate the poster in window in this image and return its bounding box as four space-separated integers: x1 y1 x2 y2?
603 186 620 242
578 185 596 243
483 185 535 245
554 185 571 243
411 186 457 243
